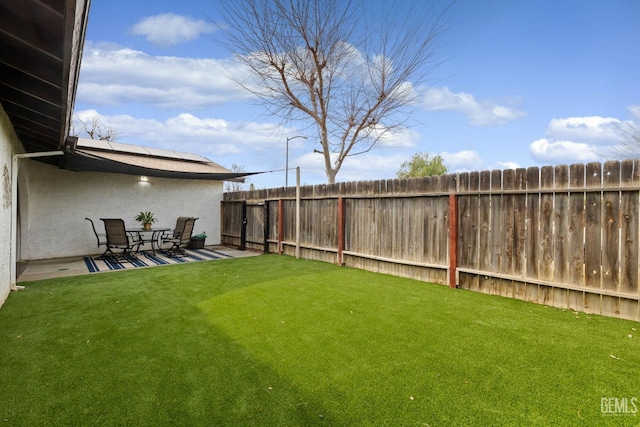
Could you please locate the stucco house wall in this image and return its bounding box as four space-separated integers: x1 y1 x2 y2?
19 160 224 260
0 105 21 305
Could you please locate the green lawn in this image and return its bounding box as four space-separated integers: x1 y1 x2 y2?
1 255 638 426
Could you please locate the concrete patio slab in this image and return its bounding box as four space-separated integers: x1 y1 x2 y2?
17 246 260 282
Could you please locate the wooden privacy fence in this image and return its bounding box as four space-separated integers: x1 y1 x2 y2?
222 160 640 321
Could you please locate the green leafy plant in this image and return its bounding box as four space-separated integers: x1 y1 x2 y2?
135 211 156 225
192 232 207 240
397 151 448 178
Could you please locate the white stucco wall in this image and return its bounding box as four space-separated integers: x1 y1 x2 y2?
19 161 224 260
0 104 21 305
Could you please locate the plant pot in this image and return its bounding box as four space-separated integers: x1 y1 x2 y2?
189 237 205 249
143 222 152 231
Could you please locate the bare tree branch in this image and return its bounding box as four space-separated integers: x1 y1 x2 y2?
72 113 120 141
224 164 252 192
612 122 640 159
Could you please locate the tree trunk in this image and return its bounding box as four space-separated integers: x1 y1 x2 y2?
326 168 337 184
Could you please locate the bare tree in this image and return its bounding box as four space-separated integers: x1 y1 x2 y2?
215 0 453 183
224 164 252 192
72 113 120 141
612 122 640 159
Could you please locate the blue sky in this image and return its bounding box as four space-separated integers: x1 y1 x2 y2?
73 0 640 188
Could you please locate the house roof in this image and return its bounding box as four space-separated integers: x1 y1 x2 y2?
0 0 90 155
61 137 256 181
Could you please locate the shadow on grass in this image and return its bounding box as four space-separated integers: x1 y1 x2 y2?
0 256 341 425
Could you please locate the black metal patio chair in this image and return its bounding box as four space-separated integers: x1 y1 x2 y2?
161 217 196 257
86 217 108 259
100 218 143 262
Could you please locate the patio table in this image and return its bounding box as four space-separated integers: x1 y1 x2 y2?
126 227 171 255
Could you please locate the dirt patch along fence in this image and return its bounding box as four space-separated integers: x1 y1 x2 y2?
222 160 640 321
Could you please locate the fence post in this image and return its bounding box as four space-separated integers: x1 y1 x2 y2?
449 193 458 288
239 200 247 251
295 167 301 259
263 202 269 254
337 196 344 265
278 199 284 254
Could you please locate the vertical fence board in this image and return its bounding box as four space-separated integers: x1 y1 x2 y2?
619 299 639 322
526 167 540 282
458 172 478 290
470 173 481 291
539 166 554 282
602 295 620 319
502 169 515 276
514 281 526 301
463 172 480 271
585 163 603 293
619 298 639 322
584 162 603 313
514 169 527 277
244 203 265 250
426 196 437 264
554 165 569 285
602 161 621 297
437 196 449 265
552 287 569 310
552 165 569 308
620 160 639 298
381 198 392 258
435 177 450 268
459 273 474 291
220 200 245 248
391 198 400 260
479 275 492 295
490 170 503 275
343 198 351 254
568 163 586 285
478 171 491 275
567 164 586 312
500 279 514 299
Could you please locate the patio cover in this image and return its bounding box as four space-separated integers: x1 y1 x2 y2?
60 137 260 181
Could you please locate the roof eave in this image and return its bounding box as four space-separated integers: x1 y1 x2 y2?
59 149 256 181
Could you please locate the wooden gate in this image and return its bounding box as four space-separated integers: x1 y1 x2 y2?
221 200 266 251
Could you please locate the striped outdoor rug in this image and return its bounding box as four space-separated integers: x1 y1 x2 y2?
83 248 233 273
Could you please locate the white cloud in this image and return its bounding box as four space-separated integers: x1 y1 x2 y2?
441 150 483 171
423 86 526 126
547 116 621 144
528 114 635 164
495 161 520 170
628 105 640 121
529 138 600 164
369 126 419 149
130 13 215 47
72 110 279 158
76 42 249 108
292 151 408 183
335 153 408 182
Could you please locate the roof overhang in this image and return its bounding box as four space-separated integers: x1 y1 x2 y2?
0 0 91 156
60 137 257 181
1 2 260 182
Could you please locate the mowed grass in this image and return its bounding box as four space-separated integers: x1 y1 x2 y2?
1 255 638 426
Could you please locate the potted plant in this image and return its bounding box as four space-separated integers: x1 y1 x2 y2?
189 232 207 249
135 211 157 230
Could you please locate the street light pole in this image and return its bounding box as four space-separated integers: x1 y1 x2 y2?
285 135 307 187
